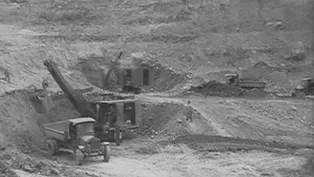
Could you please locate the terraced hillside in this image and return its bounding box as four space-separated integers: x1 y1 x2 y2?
0 0 313 177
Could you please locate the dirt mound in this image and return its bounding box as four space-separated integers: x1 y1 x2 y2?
138 102 188 139
0 90 90 176
143 61 186 92
0 90 78 152
138 101 219 140
190 98 314 147
0 148 63 177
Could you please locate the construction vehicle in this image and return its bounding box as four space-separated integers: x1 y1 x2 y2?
27 81 54 113
43 60 140 146
116 67 154 94
43 117 110 165
99 50 150 94
225 73 266 89
89 99 140 145
291 77 314 98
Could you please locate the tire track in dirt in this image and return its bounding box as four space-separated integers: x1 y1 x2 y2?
171 134 313 151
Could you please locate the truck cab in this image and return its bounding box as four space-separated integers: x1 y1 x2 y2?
44 117 110 165
69 118 102 153
293 78 314 97
225 74 239 85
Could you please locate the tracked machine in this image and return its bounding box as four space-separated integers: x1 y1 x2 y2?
291 77 314 98
225 73 266 90
43 60 140 147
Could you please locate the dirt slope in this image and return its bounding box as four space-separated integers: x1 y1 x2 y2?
0 0 313 177
1 0 312 92
0 90 78 150
187 97 314 146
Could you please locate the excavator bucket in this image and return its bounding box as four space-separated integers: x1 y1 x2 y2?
29 90 54 113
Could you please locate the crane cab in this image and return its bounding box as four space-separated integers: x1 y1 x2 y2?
88 99 141 145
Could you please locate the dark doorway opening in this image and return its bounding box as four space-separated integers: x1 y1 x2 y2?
143 68 149 86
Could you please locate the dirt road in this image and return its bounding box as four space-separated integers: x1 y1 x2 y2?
49 138 311 177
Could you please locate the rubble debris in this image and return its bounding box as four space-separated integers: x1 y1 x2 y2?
291 106 297 111
284 41 310 61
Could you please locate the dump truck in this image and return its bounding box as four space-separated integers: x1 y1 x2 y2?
292 77 314 98
225 73 266 89
43 117 110 165
43 60 140 146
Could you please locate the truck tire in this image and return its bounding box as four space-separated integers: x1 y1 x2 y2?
291 92 296 97
103 145 110 162
47 140 58 156
296 92 306 98
75 150 84 165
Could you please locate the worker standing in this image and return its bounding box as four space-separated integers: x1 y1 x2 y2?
103 122 110 133
99 68 106 89
3 67 11 83
42 79 49 91
186 100 193 122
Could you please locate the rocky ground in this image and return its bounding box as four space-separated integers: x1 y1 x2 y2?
0 0 313 177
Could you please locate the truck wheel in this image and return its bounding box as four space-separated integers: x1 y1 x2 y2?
75 150 84 165
296 92 306 98
103 145 110 162
47 140 58 156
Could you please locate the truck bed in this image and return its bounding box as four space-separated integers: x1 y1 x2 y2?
239 81 266 89
43 120 70 141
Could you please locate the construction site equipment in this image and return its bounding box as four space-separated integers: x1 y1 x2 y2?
116 67 154 94
100 49 155 94
99 50 142 94
86 92 135 101
292 77 314 98
225 73 266 89
43 117 110 165
89 99 141 145
27 85 54 113
101 51 123 89
43 59 140 145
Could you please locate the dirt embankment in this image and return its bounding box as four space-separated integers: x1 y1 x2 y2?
0 90 78 151
0 90 88 177
188 98 314 147
138 101 219 140
135 96 314 156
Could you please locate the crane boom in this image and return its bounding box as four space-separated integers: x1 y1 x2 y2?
43 60 96 118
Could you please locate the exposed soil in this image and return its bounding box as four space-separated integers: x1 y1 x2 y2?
0 0 313 177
